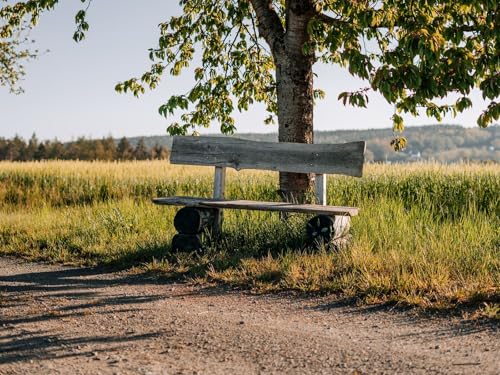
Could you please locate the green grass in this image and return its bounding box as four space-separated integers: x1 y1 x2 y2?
0 160 499 311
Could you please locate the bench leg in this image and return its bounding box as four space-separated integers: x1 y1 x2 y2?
212 166 226 238
174 207 217 234
171 233 203 252
172 207 220 252
212 209 223 239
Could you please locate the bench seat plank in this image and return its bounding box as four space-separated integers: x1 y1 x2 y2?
153 196 359 216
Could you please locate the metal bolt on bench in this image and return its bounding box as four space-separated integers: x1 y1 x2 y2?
153 136 366 251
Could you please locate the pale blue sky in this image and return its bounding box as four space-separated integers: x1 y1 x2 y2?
0 1 489 141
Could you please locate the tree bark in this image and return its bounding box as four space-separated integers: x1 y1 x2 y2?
276 1 315 202
250 0 316 202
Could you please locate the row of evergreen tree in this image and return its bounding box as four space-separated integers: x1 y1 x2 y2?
0 135 169 161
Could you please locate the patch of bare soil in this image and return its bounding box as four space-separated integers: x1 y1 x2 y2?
0 257 498 375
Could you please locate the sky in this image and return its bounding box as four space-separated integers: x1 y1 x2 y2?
0 0 490 141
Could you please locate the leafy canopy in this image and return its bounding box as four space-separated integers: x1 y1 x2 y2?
0 17 37 94
1 0 498 144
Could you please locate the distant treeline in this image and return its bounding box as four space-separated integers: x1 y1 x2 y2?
0 135 169 161
1 124 498 163
123 124 500 163
313 125 500 163
126 124 499 163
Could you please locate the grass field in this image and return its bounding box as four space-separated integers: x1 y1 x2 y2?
0 161 499 313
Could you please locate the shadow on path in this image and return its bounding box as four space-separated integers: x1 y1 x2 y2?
0 259 180 365
1 257 498 367
0 330 164 364
307 295 499 338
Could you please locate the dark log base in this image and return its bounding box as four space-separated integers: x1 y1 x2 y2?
170 210 352 253
306 215 335 243
328 235 352 252
171 233 203 252
173 207 217 234
171 207 221 253
306 215 351 250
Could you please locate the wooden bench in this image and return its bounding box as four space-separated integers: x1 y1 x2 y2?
153 136 365 251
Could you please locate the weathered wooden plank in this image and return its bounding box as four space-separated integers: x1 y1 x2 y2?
153 196 359 216
213 167 226 199
212 166 226 235
315 174 327 205
170 136 365 177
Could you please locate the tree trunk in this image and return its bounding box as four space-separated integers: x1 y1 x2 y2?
275 1 315 202
249 0 316 202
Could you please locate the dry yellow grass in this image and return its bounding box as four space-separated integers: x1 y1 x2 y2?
1 159 498 178
0 160 498 311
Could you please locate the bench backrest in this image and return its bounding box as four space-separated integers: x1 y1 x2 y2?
170 136 365 177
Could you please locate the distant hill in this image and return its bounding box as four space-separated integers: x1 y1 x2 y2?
127 124 499 163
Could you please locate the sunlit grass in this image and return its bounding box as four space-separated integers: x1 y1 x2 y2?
0 160 499 310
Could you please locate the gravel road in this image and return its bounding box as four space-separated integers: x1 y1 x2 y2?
0 257 498 375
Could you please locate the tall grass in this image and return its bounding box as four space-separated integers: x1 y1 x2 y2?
0 161 498 309
1 161 498 218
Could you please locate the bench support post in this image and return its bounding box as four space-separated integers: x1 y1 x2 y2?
213 166 226 236
315 174 327 206
306 214 351 250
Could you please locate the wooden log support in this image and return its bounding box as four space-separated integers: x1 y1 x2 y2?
315 174 327 205
306 214 351 248
332 215 351 238
173 207 216 234
212 166 226 237
171 233 203 252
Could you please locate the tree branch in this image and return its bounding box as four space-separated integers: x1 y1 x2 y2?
315 10 397 29
249 0 284 56
315 13 349 27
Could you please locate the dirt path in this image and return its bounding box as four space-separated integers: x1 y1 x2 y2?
0 257 498 375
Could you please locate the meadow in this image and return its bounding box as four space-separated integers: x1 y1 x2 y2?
0 161 499 313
